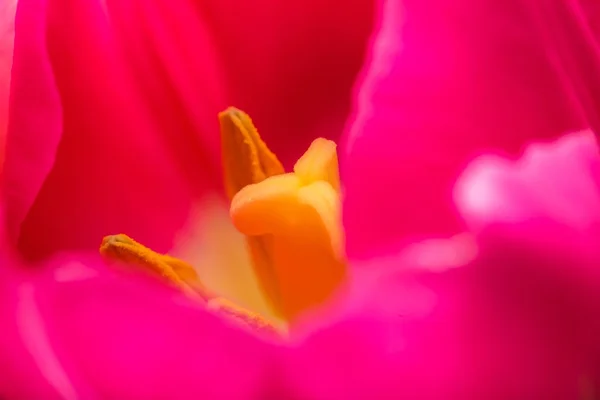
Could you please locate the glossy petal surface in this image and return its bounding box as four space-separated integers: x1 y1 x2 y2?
342 0 600 259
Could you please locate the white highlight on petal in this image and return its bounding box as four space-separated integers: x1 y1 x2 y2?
455 130 600 231
343 0 403 153
459 161 505 220
397 232 478 273
416 233 478 271
54 261 98 283
454 155 523 227
17 284 79 400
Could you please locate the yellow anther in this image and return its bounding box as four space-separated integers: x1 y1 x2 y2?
219 107 289 316
100 234 212 300
219 107 284 200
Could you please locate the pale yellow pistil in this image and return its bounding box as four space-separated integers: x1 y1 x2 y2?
230 139 345 319
100 107 346 332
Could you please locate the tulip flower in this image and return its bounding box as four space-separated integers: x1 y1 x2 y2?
3 0 600 397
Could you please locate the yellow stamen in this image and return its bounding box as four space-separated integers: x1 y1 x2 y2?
100 107 345 332
219 107 288 313
100 234 278 333
100 234 213 299
230 138 346 321
219 107 284 199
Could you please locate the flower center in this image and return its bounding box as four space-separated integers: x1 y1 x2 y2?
100 107 346 331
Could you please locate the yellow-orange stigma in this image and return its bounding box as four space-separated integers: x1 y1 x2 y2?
100 107 346 331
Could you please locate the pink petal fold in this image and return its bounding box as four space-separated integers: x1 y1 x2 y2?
4 0 227 260
2 0 63 245
342 0 600 260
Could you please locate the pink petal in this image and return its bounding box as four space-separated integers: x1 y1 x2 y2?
0 0 16 165
0 254 277 398
342 0 600 260
284 132 600 398
282 235 589 399
3 0 227 260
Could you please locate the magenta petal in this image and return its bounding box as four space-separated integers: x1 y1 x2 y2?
342 0 600 260
0 255 276 398
4 0 228 260
287 129 600 398
281 237 587 399
454 131 600 379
